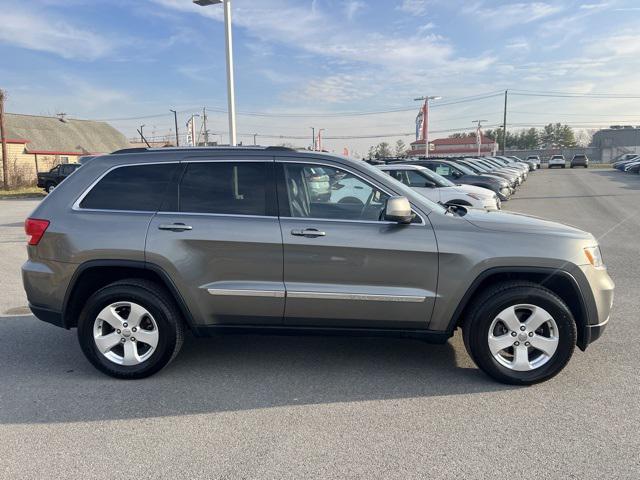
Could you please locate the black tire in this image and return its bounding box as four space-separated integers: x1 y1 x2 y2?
46 182 56 193
462 281 576 385
77 279 185 379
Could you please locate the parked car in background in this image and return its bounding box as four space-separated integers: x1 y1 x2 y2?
613 155 640 170
623 158 640 173
377 164 501 210
570 154 589 168
37 163 82 193
507 156 537 171
548 155 566 169
390 159 513 201
456 158 520 189
527 155 542 168
22 146 614 384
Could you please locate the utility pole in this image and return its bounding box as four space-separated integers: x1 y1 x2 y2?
202 107 209 146
414 95 441 158
139 124 145 143
170 110 179 146
502 89 508 155
310 127 315 150
0 89 8 190
472 119 488 156
253 133 257 145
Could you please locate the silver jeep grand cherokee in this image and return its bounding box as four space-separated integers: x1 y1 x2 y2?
22 147 614 384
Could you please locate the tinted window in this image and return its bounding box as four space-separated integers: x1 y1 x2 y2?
180 162 271 216
80 163 178 211
282 163 389 221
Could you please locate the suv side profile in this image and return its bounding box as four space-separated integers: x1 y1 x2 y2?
23 147 614 384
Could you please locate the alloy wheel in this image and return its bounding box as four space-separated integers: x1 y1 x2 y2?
487 304 559 371
93 301 159 366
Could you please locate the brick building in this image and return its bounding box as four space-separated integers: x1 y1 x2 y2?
408 134 498 157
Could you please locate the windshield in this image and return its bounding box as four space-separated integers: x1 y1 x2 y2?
449 162 474 175
465 161 490 173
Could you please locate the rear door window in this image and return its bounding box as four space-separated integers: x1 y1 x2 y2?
80 163 179 211
179 161 275 216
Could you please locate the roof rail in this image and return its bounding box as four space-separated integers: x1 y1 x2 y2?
111 147 148 154
265 146 296 151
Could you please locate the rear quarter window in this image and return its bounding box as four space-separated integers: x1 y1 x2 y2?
79 163 179 211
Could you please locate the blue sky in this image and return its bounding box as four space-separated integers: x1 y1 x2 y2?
1 0 639 154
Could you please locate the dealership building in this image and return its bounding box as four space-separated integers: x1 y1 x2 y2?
408 134 498 157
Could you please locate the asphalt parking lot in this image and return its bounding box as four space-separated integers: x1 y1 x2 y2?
1 168 639 479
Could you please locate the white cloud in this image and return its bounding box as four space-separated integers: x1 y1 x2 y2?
0 8 114 60
398 0 429 16
344 0 366 20
464 2 563 28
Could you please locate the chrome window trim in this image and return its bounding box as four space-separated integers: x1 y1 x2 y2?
72 161 181 212
276 159 426 226
158 211 278 220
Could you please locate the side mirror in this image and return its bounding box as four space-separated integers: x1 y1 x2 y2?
422 180 436 188
384 196 414 224
452 170 462 179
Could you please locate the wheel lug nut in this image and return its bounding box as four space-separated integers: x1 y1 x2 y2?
528 332 534 337
520 326 526 331
117 329 121 334
525 341 530 347
120 338 126 343
123 323 128 328
511 332 517 337
131 337 136 342
514 341 520 346
132 327 137 332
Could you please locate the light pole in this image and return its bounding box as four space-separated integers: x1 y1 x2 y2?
194 0 237 146
310 127 315 150
472 119 487 156
139 124 145 143
414 95 441 158
170 110 179 146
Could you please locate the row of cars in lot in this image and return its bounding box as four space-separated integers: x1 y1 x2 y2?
368 155 537 211
612 153 640 174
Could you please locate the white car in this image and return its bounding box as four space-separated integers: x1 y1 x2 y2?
548 155 566 168
378 164 500 210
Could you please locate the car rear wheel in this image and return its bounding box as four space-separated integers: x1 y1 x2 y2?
77 279 184 379
462 281 576 385
46 182 56 193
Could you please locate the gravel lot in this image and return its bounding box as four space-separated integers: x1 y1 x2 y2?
1 169 639 479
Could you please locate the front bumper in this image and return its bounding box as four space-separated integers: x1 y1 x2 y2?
577 264 614 349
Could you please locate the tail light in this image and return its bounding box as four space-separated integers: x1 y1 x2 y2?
25 218 50 245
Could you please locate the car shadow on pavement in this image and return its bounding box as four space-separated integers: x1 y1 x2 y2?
0 316 515 425
589 169 640 191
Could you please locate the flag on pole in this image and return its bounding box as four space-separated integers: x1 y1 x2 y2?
415 109 424 141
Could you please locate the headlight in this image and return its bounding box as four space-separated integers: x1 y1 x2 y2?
584 246 604 269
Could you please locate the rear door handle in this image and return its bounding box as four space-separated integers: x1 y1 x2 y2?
291 228 326 237
158 223 193 232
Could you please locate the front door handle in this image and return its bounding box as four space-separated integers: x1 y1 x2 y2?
291 228 326 237
158 223 193 232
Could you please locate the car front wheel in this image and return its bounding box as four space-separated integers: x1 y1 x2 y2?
77 279 184 379
462 282 576 385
